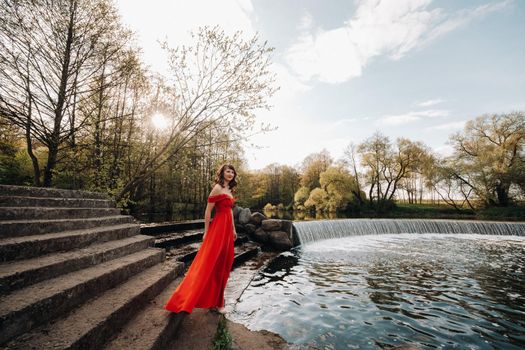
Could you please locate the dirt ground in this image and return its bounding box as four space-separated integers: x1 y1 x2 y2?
166 308 290 350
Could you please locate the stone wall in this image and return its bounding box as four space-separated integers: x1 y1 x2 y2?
233 206 297 251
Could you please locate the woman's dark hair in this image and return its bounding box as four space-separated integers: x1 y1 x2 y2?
214 164 238 192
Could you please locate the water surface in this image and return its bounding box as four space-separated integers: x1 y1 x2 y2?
230 234 525 349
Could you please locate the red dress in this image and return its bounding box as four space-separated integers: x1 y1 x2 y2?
164 193 236 313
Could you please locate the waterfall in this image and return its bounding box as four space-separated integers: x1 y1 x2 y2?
293 218 525 245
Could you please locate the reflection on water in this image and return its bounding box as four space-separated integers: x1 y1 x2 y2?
262 209 340 221
229 234 525 349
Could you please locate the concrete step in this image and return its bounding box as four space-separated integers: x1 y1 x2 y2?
154 229 203 248
0 248 165 345
102 243 261 350
140 220 205 236
0 196 115 208
2 260 184 350
170 241 261 267
102 276 186 350
0 215 135 238
0 234 155 296
153 231 249 249
0 223 140 262
0 207 122 221
232 243 261 268
0 185 110 200
167 235 255 264
171 242 202 264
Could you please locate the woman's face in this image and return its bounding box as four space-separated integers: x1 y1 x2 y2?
223 167 235 182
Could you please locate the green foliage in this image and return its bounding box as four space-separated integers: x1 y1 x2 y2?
304 187 329 211
446 112 525 207
0 141 33 185
294 186 310 207
263 202 276 211
300 149 333 190
213 315 232 350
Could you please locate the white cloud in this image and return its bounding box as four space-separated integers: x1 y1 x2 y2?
425 0 513 43
377 109 449 125
285 0 512 84
297 12 314 31
418 99 445 107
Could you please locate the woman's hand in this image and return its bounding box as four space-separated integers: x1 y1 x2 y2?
233 231 237 240
203 232 207 241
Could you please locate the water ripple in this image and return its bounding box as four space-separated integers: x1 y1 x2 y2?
230 234 525 349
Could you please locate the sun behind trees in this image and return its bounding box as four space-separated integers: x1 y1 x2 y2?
1 0 277 211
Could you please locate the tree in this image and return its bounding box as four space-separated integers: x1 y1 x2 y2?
318 165 360 212
357 132 429 209
115 26 278 201
0 0 129 186
299 149 333 190
447 111 525 207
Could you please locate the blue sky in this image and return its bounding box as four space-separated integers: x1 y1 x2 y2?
115 0 525 170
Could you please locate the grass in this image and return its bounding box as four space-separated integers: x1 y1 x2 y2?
356 203 525 221
213 315 233 350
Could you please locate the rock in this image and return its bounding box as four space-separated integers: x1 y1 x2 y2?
261 219 281 231
269 231 293 251
253 228 269 243
280 220 293 235
249 212 267 225
233 206 242 220
244 223 257 234
238 208 252 225
235 224 245 233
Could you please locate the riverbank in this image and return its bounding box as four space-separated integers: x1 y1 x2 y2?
167 251 297 350
261 203 525 222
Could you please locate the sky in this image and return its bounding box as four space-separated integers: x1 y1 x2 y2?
115 0 525 170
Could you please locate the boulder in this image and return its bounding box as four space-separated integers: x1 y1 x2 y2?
233 206 242 220
280 220 293 235
238 208 252 225
253 228 269 243
261 219 282 231
269 231 293 250
244 223 257 234
249 212 267 225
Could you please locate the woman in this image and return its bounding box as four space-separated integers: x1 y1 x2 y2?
164 164 238 315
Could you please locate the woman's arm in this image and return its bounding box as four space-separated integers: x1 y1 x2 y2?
203 184 222 240
203 201 214 240
231 207 237 240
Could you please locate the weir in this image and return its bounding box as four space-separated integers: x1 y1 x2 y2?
293 218 525 245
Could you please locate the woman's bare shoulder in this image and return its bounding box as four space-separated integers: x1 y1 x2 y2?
209 183 223 196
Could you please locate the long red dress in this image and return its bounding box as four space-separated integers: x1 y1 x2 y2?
163 193 236 314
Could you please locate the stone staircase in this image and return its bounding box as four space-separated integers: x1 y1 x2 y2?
0 185 262 350
0 185 185 350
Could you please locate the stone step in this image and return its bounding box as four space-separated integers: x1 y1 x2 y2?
0 248 165 345
0 195 115 208
154 229 203 248
102 276 186 350
0 215 135 238
0 184 110 200
102 243 261 350
2 260 184 350
0 234 155 296
232 242 261 268
0 223 140 262
171 241 260 266
0 206 122 221
140 220 205 236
